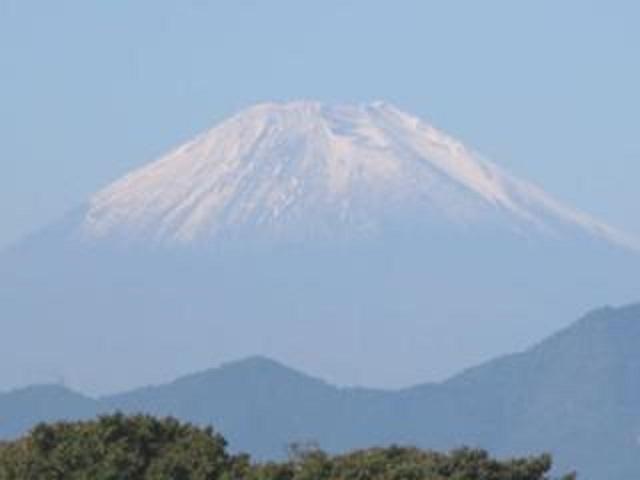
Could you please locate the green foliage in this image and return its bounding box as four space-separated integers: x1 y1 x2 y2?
0 415 576 480
0 413 231 480
244 443 575 480
279 445 572 480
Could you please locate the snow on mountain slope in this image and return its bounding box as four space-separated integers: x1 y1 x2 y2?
82 101 638 250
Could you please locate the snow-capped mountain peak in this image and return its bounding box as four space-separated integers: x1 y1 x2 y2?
82 101 638 250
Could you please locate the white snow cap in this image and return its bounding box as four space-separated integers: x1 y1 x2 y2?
83 101 639 250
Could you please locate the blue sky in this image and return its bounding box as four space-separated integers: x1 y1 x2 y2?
1 0 639 248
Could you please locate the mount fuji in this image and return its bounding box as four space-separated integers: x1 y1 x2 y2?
83 101 634 248
2 101 639 394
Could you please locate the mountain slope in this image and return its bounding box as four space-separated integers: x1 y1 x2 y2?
82 101 636 249
400 303 640 478
1 304 639 478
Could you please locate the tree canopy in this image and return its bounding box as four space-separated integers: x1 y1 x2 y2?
0 414 576 480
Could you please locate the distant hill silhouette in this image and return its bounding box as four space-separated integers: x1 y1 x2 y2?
0 385 99 439
2 304 639 479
